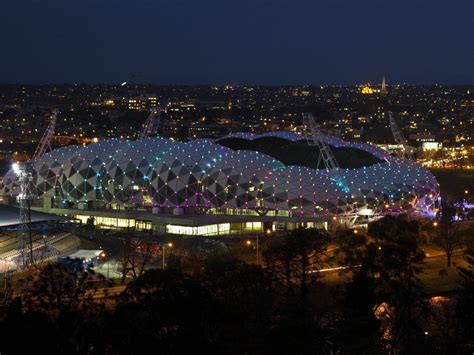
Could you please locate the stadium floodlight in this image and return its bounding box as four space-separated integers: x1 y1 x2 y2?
12 162 21 175
11 161 35 267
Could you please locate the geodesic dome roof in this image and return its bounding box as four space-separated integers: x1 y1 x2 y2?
2 132 439 216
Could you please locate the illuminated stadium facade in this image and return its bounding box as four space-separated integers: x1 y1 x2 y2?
1 132 439 235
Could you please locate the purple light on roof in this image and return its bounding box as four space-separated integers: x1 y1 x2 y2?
2 132 439 217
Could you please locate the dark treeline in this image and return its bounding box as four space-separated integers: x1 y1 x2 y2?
0 215 473 354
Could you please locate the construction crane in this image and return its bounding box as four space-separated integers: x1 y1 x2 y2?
388 111 415 161
139 107 161 139
302 112 339 170
12 162 34 267
33 110 58 160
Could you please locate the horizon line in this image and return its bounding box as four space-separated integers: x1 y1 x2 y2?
0 82 473 87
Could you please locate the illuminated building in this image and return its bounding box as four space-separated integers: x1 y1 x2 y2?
361 76 387 95
1 132 439 235
361 84 376 94
115 96 158 111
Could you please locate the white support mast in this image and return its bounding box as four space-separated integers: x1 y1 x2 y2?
301 113 362 223
302 112 339 170
139 107 161 139
33 110 58 160
388 111 414 161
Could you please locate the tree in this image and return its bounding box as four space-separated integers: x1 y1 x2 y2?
368 215 428 354
0 272 13 318
263 228 328 299
201 255 275 354
108 269 213 354
332 228 383 353
11 263 107 354
118 236 160 283
332 227 369 271
263 238 294 293
433 200 463 267
455 246 474 352
336 271 384 354
19 264 96 315
424 297 458 354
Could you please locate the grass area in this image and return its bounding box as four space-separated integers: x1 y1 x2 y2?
430 168 474 199
419 254 467 295
314 249 468 296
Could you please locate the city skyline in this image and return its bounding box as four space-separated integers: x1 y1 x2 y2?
0 0 472 85
0 1 473 353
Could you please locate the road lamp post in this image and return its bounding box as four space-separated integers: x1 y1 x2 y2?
256 233 259 265
100 252 109 279
162 242 173 269
162 246 165 269
246 232 265 265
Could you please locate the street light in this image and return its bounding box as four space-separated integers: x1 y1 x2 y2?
245 236 261 265
100 252 109 279
162 242 173 269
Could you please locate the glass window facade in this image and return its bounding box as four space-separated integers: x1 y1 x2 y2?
166 223 231 236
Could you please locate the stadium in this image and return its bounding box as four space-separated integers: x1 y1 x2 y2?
0 205 78 271
1 131 439 236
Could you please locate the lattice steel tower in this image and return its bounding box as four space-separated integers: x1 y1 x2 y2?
14 162 34 267
33 110 58 160
302 112 339 170
388 111 415 161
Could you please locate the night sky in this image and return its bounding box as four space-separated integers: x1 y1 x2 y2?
0 0 472 85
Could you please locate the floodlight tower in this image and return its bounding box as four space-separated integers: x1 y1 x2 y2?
302 113 365 225
33 110 58 160
12 110 57 267
302 113 339 170
139 107 161 139
388 111 415 161
12 162 34 267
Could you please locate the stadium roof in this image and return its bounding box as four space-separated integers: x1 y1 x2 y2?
0 205 71 227
0 132 439 216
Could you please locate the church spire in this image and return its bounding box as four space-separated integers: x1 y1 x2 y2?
381 74 388 96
